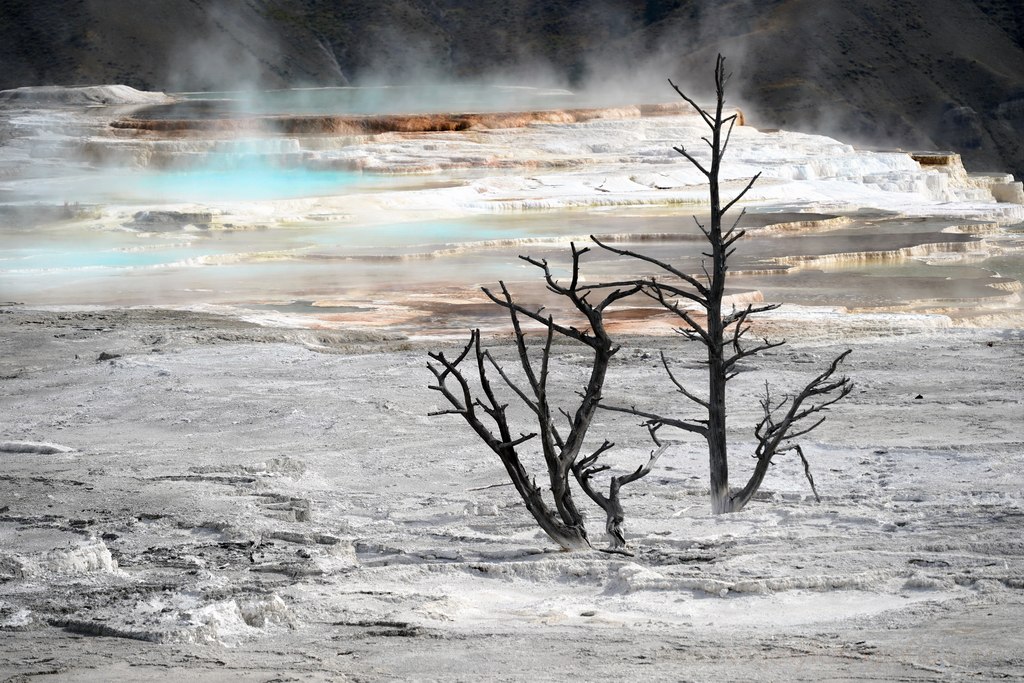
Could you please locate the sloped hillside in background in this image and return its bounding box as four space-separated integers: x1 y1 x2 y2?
1 0 1021 177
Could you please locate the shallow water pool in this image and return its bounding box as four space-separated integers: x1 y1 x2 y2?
2 208 1018 334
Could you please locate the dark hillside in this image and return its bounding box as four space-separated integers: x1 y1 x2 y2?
1 0 1021 177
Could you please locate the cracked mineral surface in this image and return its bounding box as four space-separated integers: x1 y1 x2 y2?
0 307 1022 680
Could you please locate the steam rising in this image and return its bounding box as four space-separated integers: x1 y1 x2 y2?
161 2 280 93
153 0 758 112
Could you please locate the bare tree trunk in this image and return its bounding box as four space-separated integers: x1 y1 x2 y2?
549 345 612 534
706 347 731 514
595 55 851 515
701 61 734 514
497 447 590 550
429 246 641 551
429 331 592 551
550 474 587 538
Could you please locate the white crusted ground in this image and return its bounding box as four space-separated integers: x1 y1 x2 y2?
0 308 1022 680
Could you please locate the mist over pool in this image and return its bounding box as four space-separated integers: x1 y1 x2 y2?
1 84 1022 335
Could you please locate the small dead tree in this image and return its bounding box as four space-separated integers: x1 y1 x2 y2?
573 443 666 550
428 245 658 551
596 55 853 514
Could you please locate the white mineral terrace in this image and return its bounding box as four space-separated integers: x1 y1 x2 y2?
1 85 1022 335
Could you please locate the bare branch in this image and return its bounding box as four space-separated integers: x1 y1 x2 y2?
722 303 781 328
660 350 709 408
724 208 746 237
498 432 538 449
617 443 669 487
483 283 595 348
778 416 827 442
700 259 712 288
592 236 710 299
643 286 712 345
668 77 716 129
722 172 762 215
673 144 711 177
725 336 786 369
692 216 712 242
719 114 738 159
731 349 853 510
599 402 709 438
484 351 537 415
596 284 643 312
646 421 664 446
571 441 616 508
793 444 821 503
426 408 467 417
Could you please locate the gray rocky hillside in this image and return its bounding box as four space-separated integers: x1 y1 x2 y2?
1 0 1022 178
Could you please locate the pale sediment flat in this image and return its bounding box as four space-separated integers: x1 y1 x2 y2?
0 306 1022 681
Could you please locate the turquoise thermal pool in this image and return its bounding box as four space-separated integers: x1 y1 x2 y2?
2 84 1022 333
117 167 367 203
7 167 390 205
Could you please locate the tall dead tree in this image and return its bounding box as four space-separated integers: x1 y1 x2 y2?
428 245 658 551
596 55 853 514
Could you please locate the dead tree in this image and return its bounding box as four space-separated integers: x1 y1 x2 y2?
428 245 657 551
573 443 666 551
595 55 853 514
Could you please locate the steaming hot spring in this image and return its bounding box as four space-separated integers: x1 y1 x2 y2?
1 83 1022 335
